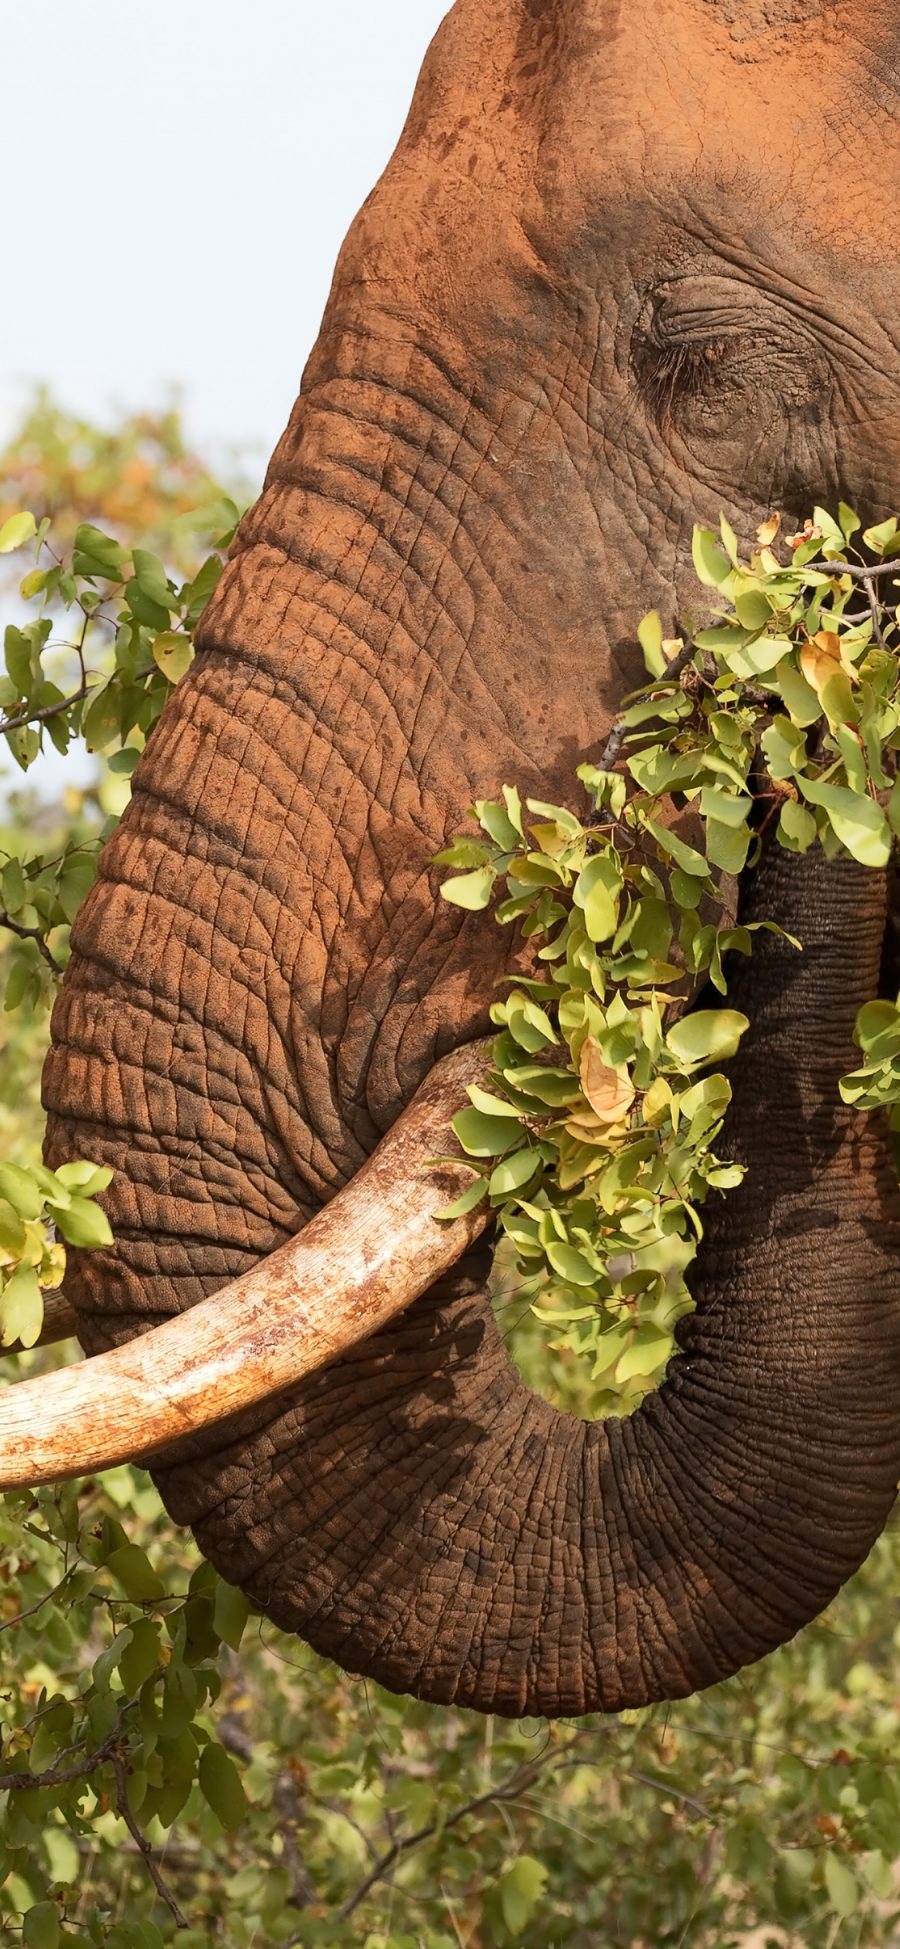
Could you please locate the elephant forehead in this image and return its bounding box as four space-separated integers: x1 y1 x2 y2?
381 0 900 279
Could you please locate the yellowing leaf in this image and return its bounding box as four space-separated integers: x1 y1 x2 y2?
152 631 195 684
756 513 781 547
440 867 495 910
692 525 732 588
579 1039 635 1125
666 1010 749 1067
0 1264 43 1349
798 631 859 696
637 609 665 678
642 1076 673 1127
0 510 37 554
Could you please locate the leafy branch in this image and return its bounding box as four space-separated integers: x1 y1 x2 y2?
436 503 900 1410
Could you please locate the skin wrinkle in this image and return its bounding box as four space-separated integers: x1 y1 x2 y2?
43 0 900 1713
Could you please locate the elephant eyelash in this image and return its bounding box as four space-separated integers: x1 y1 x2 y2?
635 332 736 427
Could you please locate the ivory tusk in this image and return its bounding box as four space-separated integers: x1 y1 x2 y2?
0 1038 493 1487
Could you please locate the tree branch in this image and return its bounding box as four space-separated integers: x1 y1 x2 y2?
0 1724 121 1792
801 557 900 578
0 679 91 738
111 1748 189 1929
335 1734 578 1924
0 910 62 974
597 639 696 774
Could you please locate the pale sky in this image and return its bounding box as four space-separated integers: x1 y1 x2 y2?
0 1 452 805
2 0 453 471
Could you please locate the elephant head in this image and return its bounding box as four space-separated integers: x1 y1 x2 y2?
25 0 900 1714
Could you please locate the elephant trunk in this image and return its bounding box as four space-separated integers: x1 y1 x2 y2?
151 838 900 1718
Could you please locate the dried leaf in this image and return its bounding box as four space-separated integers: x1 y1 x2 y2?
579 1039 635 1125
798 631 859 695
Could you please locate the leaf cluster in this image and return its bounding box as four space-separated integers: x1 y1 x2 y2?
438 507 900 1408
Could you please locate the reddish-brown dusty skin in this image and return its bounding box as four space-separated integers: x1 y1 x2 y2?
40 0 900 1713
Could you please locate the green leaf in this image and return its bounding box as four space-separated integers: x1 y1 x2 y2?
719 513 740 565
119 1618 162 1693
498 1855 549 1935
73 522 126 579
692 525 732 588
637 610 666 677
82 678 122 753
855 1000 900 1052
452 1108 523 1157
1 856 27 914
777 799 817 854
440 867 495 910
0 1265 43 1349
57 851 97 924
432 1175 488 1221
760 716 805 781
54 1160 114 1195
698 785 750 829
213 1578 252 1652
666 1010 749 1067
733 585 773 631
824 1852 859 1918
0 1197 25 1257
467 1084 522 1117
615 1330 672 1382
705 817 751 875
22 1903 60 1949
489 1148 543 1198
132 548 174 611
53 1195 113 1249
645 819 709 878
776 659 822 727
105 1543 166 1602
0 511 37 554
573 854 621 943
797 776 891 867
198 1741 248 1831
0 1162 43 1218
545 1240 598 1286
862 517 897 557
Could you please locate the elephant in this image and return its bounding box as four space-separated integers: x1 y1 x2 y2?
21 0 900 1716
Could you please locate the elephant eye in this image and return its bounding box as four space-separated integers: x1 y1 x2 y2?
636 330 742 429
632 278 819 445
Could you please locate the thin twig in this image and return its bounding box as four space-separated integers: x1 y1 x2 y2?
862 571 887 648
0 910 62 974
111 1749 188 1929
218 1710 319 1907
620 1766 713 1821
0 1568 73 1636
0 660 157 741
0 679 92 738
335 1734 579 1923
597 640 696 774
0 1724 121 1792
801 557 900 578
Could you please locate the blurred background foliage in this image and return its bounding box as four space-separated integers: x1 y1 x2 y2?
0 394 899 1947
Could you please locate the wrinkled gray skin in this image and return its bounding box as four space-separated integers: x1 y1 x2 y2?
42 0 900 1715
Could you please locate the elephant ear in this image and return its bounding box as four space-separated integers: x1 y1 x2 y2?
145 834 900 1718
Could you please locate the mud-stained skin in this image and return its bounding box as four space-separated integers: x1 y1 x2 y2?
42 0 900 1713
